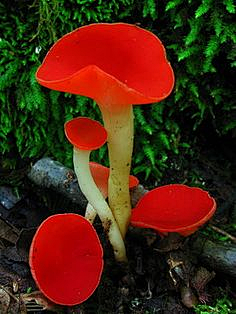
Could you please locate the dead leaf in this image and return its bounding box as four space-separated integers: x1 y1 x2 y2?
22 291 62 312
0 217 20 244
0 288 11 313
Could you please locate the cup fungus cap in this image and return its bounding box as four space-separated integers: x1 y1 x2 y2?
29 213 103 305
131 184 216 236
64 117 107 150
36 23 174 106
90 161 139 198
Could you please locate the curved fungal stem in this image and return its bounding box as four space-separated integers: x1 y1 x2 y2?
73 148 127 262
85 203 97 224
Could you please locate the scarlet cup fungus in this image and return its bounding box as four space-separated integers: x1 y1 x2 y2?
29 213 103 305
64 117 127 262
90 161 139 199
131 184 216 236
36 23 174 238
86 162 139 223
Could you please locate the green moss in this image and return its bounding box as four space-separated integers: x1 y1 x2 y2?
194 293 236 313
0 0 235 181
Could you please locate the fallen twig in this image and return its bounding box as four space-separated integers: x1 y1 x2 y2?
209 224 236 244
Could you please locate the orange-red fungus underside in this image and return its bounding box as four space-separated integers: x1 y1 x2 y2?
131 184 216 236
90 161 139 198
64 117 107 150
29 213 103 305
36 23 174 106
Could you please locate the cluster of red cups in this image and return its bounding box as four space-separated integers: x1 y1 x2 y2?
29 182 216 305
30 23 216 306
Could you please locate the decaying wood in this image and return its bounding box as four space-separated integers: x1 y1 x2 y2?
192 235 236 278
27 157 88 208
28 158 236 279
27 157 147 208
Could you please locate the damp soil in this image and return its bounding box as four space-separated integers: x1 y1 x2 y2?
1 132 236 313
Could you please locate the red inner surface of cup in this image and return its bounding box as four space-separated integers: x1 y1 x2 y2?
29 213 103 305
65 117 107 150
131 184 216 234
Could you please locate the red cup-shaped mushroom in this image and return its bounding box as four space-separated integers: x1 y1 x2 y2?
29 213 103 305
90 161 139 199
36 23 174 105
65 117 107 150
65 117 127 262
131 184 216 236
36 23 174 238
86 161 139 223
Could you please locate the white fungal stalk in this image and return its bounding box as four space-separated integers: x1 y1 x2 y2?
85 203 97 224
73 148 127 262
100 104 134 238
